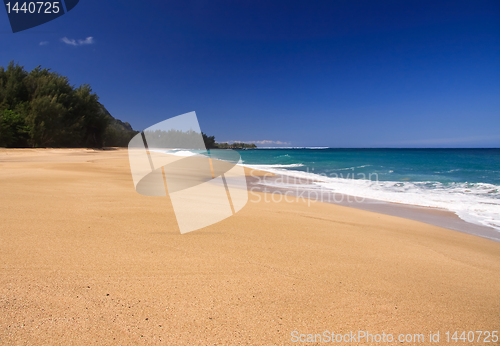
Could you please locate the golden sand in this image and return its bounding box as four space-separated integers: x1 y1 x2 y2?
1 149 499 345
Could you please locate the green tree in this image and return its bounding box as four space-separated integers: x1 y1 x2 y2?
0 61 29 111
0 109 30 147
202 132 217 149
73 84 109 147
0 62 131 148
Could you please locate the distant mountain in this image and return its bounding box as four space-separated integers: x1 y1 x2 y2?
100 104 138 147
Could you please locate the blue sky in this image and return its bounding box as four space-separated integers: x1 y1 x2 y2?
1 0 499 147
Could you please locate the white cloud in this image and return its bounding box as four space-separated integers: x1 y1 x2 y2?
61 37 77 46
78 37 94 45
254 140 291 145
39 41 49 46
61 36 94 46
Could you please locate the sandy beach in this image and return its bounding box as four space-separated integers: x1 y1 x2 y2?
1 148 499 345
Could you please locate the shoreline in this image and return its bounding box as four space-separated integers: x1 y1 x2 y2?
1 148 499 344
245 169 500 243
2 148 498 241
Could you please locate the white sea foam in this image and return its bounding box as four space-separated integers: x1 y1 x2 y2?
249 165 500 231
145 149 500 231
336 164 372 171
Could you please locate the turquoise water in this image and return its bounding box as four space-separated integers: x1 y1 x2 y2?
236 148 500 230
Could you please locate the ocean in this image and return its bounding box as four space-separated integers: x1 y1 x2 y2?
237 148 500 232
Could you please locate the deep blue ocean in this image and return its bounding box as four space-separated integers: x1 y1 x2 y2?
237 148 500 231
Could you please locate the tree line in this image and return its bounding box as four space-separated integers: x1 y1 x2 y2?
0 62 256 150
0 62 137 148
202 133 257 149
140 130 257 149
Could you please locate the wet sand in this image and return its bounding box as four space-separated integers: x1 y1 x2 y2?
246 172 500 242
